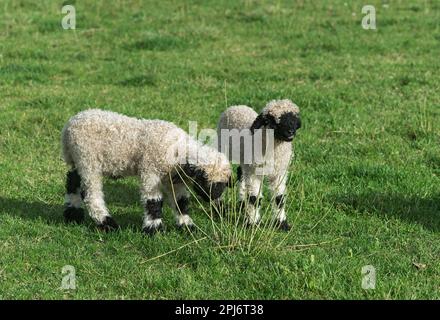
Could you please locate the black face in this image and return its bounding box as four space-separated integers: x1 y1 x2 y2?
182 165 228 201
266 112 301 142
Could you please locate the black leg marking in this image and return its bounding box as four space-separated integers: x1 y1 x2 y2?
97 216 119 232
142 199 164 235
66 169 85 201
66 170 81 194
176 197 189 215
63 207 85 224
64 169 84 224
275 195 285 208
145 199 163 219
249 196 261 207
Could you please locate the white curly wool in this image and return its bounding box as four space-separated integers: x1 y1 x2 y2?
62 109 231 233
217 100 301 230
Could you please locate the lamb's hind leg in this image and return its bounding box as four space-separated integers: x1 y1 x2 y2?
63 169 85 224
82 171 119 232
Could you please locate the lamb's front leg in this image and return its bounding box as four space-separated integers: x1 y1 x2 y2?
240 166 263 226
167 182 195 231
140 174 165 235
268 173 290 231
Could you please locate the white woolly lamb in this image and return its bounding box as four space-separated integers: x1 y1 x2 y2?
217 99 301 230
62 109 231 234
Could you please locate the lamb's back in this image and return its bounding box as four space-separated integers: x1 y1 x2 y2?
62 109 184 175
217 105 258 131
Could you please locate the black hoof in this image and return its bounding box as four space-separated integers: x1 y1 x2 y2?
142 224 164 236
64 207 85 224
97 216 119 232
277 220 291 232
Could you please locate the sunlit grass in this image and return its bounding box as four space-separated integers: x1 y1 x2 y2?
0 0 439 299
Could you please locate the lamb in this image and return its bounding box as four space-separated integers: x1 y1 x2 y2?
217 99 301 231
61 109 231 235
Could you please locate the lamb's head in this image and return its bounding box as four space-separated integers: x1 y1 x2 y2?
182 148 232 201
250 99 301 142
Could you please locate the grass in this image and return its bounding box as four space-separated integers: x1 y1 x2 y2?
0 0 439 299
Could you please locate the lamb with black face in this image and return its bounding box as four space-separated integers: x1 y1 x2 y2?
217 99 301 231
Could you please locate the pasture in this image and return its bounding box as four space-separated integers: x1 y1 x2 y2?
0 0 439 299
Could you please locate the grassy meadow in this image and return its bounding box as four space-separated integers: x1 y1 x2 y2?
0 0 439 299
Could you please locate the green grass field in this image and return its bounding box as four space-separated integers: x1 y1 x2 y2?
0 0 439 299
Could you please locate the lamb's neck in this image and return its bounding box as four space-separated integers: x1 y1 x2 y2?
272 139 292 160
274 139 291 149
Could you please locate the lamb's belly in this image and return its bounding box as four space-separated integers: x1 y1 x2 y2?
103 167 137 178
100 156 138 178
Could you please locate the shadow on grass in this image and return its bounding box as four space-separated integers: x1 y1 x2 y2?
330 192 440 232
0 180 143 230
0 196 66 226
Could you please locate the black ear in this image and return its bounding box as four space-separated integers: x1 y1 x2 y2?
250 113 267 134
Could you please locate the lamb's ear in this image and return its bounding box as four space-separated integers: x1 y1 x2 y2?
250 113 267 134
